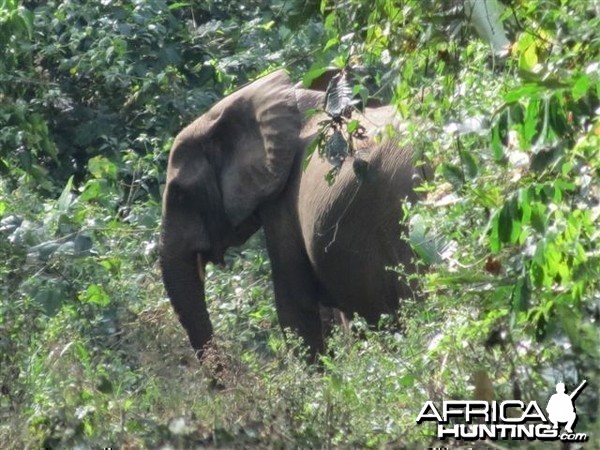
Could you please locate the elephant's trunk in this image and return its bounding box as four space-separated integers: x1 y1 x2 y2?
160 250 213 358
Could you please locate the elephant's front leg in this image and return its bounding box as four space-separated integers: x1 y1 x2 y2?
261 217 324 360
273 274 324 361
273 271 324 361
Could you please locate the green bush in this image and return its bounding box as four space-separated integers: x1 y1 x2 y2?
313 0 599 440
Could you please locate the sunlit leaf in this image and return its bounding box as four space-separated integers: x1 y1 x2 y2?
57 176 74 213
572 74 590 100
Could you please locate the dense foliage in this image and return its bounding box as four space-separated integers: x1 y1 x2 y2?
314 0 599 441
1 0 598 448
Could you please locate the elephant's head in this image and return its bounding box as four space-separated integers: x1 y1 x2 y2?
160 70 304 358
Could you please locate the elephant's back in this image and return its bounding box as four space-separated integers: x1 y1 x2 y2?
298 133 420 320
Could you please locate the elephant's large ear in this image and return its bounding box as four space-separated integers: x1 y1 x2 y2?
211 70 302 226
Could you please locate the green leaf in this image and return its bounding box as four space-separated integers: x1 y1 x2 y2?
530 203 547 234
441 163 464 189
530 261 546 288
323 37 339 52
509 218 522 244
512 277 531 313
346 119 359 134
409 214 444 264
504 84 542 104
57 176 74 213
460 150 478 179
325 168 338 186
519 43 538 72
79 284 111 306
548 94 569 136
497 202 513 244
523 99 540 148
399 375 415 387
168 2 191 10
88 155 118 180
302 65 329 88
571 74 590 100
490 213 501 253
320 0 328 15
303 136 321 171
0 158 9 175
75 342 90 365
491 126 504 161
353 84 369 109
324 12 336 31
80 179 109 203
530 145 563 173
519 202 531 231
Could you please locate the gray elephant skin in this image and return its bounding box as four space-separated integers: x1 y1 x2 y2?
160 70 423 360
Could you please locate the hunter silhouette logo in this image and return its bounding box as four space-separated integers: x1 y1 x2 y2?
416 380 589 442
546 380 587 434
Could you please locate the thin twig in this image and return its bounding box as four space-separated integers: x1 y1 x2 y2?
324 182 361 253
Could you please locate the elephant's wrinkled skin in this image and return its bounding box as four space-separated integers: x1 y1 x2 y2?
160 70 424 360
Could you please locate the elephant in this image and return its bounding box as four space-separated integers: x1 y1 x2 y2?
160 69 426 361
